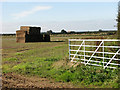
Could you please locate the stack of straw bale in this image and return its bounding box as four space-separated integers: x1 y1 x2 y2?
16 26 50 43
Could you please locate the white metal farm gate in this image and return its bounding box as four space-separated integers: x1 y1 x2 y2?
69 39 120 69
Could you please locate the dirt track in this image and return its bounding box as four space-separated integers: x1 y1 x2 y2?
2 73 75 89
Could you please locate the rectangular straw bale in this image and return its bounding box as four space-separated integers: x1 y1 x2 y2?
26 34 43 42
20 26 30 30
20 26 30 34
29 27 41 35
16 31 26 37
16 37 25 43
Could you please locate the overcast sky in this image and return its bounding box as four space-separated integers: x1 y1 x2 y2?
1 1 118 33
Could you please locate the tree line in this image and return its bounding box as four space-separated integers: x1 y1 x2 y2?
46 29 116 35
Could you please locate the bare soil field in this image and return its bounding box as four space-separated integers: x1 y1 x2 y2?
2 73 74 88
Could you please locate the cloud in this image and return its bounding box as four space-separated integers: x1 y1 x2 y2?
12 6 52 19
2 19 117 34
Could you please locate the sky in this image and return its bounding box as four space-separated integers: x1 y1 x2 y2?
1 1 118 33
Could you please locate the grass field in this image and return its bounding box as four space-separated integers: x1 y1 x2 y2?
2 33 120 88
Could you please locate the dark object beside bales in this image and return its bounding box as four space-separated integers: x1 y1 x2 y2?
43 34 50 42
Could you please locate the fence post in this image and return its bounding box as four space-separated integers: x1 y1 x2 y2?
103 40 104 67
69 40 71 60
84 40 86 64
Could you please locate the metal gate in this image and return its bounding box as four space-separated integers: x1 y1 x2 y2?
69 39 120 69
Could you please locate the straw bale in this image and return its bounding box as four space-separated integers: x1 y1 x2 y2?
16 37 25 43
26 34 43 42
20 26 30 34
29 27 41 35
20 26 30 30
16 31 26 37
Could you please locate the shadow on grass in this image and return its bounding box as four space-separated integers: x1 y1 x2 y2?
50 41 65 42
25 41 65 43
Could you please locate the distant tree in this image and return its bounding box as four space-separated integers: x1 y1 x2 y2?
61 29 67 34
99 29 102 32
69 31 75 34
117 1 120 39
47 30 53 34
117 1 120 64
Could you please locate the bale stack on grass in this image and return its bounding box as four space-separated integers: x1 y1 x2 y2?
16 26 50 43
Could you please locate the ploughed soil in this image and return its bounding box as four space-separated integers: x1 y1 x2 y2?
2 73 75 89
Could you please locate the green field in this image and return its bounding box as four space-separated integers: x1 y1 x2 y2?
2 33 120 88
